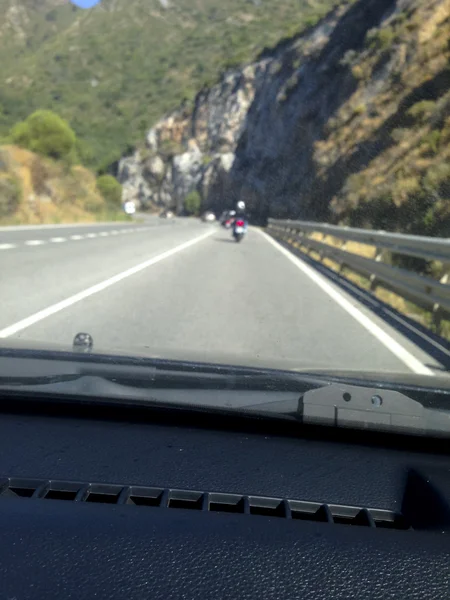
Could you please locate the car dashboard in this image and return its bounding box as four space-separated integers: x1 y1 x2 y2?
0 394 449 599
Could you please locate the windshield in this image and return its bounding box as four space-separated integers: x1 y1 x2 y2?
0 0 449 423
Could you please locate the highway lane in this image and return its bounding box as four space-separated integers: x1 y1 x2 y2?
0 218 204 333
0 218 443 374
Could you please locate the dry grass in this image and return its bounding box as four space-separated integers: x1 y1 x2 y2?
0 145 126 225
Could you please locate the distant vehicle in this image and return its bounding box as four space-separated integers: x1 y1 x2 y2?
221 210 236 228
160 210 174 219
202 211 216 222
123 201 136 215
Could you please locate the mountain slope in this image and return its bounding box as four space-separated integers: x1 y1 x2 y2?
0 144 116 224
119 0 450 237
0 0 339 170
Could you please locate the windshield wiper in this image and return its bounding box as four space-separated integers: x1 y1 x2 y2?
1 352 450 437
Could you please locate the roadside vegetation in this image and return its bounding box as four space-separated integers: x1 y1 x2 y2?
319 0 450 239
0 110 124 224
184 190 202 216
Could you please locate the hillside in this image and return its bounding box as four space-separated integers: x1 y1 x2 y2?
119 0 450 237
0 0 339 171
0 144 119 224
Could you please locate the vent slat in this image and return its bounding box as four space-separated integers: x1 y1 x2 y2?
32 483 50 499
75 485 90 503
117 487 131 505
282 500 292 519
159 489 170 508
201 493 209 512
242 496 250 515
0 476 411 531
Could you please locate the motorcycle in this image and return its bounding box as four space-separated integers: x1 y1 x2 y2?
233 219 247 242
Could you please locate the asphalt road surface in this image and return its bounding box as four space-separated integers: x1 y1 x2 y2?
0 217 445 376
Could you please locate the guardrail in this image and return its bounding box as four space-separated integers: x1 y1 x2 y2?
267 219 450 333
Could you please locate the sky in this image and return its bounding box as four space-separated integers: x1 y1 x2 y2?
70 0 101 8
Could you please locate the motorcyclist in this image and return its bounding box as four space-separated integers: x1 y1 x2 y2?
233 201 248 230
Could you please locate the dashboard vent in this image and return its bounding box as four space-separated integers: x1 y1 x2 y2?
0 477 411 531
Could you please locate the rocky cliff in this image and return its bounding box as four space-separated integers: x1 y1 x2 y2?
119 0 450 235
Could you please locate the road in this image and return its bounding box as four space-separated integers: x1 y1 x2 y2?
0 217 445 375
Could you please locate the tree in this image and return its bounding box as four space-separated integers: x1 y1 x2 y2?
11 110 76 160
184 190 201 215
96 174 122 206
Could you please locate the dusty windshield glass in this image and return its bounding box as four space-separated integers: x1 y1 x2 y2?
0 0 449 380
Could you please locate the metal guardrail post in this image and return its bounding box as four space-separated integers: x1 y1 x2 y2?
370 247 387 292
337 240 347 273
433 265 450 334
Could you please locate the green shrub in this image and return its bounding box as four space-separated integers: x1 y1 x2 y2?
10 110 76 160
390 128 409 143
184 190 201 215
422 163 450 195
75 138 95 166
365 27 394 51
159 139 183 159
285 73 299 92
421 129 441 153
340 50 357 67
0 176 22 217
96 174 122 206
351 64 365 80
407 100 436 123
353 103 366 116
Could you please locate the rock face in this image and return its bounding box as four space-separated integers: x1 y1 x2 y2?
119 0 450 234
118 62 265 212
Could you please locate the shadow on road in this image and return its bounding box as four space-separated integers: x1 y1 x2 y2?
272 237 450 372
214 238 237 243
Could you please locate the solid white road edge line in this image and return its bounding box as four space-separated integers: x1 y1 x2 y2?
258 229 433 376
0 229 214 339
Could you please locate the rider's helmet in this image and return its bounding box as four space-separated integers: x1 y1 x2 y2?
236 201 245 212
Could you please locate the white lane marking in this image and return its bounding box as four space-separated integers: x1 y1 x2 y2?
70 235 83 241
87 233 97 238
0 230 214 339
25 240 45 246
50 237 66 243
99 232 109 237
111 230 119 235
0 222 130 232
259 230 433 376
0 243 15 250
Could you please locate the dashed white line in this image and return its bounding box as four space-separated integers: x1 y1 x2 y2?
0 229 214 338
50 237 66 243
0 243 15 250
70 235 83 241
111 230 119 235
25 240 45 246
87 233 97 239
99 232 109 237
259 229 433 376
